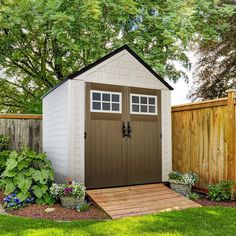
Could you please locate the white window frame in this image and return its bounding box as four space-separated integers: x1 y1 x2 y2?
90 90 122 113
130 93 158 115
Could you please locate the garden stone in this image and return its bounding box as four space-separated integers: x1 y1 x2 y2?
44 208 56 213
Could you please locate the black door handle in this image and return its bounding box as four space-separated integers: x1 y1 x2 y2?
127 121 131 138
122 122 126 137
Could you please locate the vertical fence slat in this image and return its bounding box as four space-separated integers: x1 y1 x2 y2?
0 114 42 153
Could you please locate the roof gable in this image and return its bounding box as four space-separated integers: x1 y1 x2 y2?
43 45 173 98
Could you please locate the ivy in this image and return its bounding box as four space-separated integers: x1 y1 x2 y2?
1 147 55 205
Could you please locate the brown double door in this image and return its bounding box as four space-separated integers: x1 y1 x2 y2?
85 83 161 189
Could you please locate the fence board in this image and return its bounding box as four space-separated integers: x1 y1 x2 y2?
172 93 236 190
0 114 42 153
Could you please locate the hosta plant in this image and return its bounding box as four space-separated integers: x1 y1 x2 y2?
1 147 55 205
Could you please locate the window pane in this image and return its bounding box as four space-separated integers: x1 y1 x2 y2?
132 96 139 103
132 105 139 112
112 94 119 102
93 102 101 110
141 97 147 104
102 102 110 110
93 93 101 101
141 105 147 112
112 103 119 111
149 97 155 105
149 106 156 113
102 93 110 101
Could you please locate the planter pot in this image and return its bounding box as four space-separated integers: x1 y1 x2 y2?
169 181 192 196
60 195 84 209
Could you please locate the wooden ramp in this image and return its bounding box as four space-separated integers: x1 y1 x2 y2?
87 183 201 219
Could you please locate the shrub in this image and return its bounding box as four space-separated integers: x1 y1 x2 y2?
0 150 10 175
1 147 55 206
0 135 10 151
168 171 198 186
208 180 234 202
187 192 199 200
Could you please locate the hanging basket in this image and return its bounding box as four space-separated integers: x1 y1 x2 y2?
60 195 84 209
169 181 192 196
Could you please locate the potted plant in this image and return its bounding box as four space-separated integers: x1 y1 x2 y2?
50 180 86 209
168 171 198 196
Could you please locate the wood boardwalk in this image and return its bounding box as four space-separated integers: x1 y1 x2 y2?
86 183 201 219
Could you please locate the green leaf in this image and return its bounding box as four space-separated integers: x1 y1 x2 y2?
6 157 18 170
5 181 15 195
32 185 43 198
17 192 29 202
17 160 28 170
1 169 17 178
36 198 46 205
18 178 32 194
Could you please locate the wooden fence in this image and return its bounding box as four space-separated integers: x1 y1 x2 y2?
0 114 42 153
172 90 236 190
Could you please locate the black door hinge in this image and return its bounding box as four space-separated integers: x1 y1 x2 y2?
84 132 87 139
160 133 162 139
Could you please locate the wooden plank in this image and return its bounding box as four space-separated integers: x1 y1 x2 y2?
87 184 201 219
0 114 42 119
112 203 200 219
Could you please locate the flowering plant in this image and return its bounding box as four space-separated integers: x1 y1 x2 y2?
168 171 198 186
50 180 86 198
4 192 35 210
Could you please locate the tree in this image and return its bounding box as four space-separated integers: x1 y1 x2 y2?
188 0 236 101
0 0 194 113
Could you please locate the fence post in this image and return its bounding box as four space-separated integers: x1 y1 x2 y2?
226 89 236 197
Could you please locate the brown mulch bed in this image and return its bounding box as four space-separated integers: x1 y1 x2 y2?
9 203 109 221
195 198 236 208
0 190 108 221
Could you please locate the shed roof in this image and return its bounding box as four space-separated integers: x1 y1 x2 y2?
43 45 173 98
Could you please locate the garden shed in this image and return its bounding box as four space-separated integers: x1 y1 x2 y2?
42 45 173 189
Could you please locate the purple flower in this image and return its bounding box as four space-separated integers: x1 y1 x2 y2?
13 198 20 203
64 187 72 194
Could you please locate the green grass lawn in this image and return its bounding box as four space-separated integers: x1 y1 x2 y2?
0 207 236 236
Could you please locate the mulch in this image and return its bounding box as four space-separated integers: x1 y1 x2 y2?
195 198 236 208
0 189 108 221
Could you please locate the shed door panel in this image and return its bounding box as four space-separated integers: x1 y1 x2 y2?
127 87 161 185
85 83 125 189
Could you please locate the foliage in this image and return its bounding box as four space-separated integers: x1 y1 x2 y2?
168 171 198 186
0 135 10 151
1 207 236 235
1 147 55 205
187 192 199 201
188 1 236 101
76 200 90 212
0 178 5 189
0 150 10 175
50 180 86 198
3 192 35 210
208 180 234 202
0 0 195 113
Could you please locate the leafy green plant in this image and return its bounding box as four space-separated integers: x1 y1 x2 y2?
0 150 10 175
168 171 198 186
1 147 55 205
208 181 234 202
0 135 10 151
187 192 199 201
76 200 90 212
